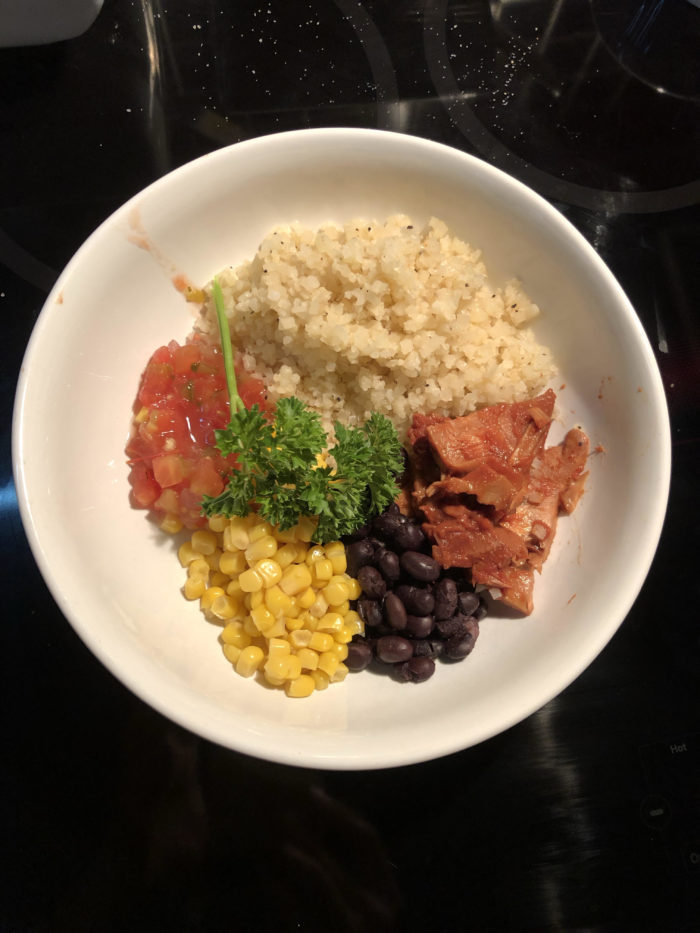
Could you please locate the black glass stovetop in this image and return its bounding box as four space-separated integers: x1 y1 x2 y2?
2 2 699 930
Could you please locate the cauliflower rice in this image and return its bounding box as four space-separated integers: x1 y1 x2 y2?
199 215 556 436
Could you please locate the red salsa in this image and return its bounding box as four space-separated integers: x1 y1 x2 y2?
126 336 267 529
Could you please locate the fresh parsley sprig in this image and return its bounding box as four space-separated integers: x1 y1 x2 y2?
201 278 404 542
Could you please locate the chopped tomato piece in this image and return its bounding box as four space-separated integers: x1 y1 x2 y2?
152 454 190 488
125 335 268 528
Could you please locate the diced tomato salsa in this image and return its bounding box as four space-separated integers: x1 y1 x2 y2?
126 335 267 529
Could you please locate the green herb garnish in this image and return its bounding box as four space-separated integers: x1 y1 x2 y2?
201 278 404 542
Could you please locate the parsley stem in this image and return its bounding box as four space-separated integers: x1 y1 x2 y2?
212 277 244 413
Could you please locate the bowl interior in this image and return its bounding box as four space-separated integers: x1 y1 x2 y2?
13 129 670 769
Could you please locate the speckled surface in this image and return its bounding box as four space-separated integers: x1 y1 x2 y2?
2 2 699 929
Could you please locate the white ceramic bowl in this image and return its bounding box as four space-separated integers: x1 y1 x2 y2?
13 129 670 770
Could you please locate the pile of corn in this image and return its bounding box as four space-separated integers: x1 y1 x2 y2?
178 513 364 697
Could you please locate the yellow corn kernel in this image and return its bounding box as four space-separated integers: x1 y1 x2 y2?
284 655 302 681
309 631 334 653
210 571 228 588
304 545 326 565
331 662 349 683
276 542 299 569
295 610 315 630
296 587 317 609
334 624 354 645
222 643 242 665
317 651 340 678
325 543 347 574
134 405 149 424
311 558 334 583
262 617 287 639
317 612 344 634
295 515 317 542
250 604 275 632
334 599 351 617
200 585 225 611
274 525 298 544
155 487 179 513
330 642 349 662
310 669 330 691
239 568 263 592
188 558 210 579
289 629 312 649
322 578 350 607
285 615 305 632
344 611 364 637
346 577 362 600
178 541 203 567
243 616 259 637
221 621 251 649
211 594 240 621
264 654 299 682
308 592 329 619
279 563 313 596
285 674 315 698
219 550 247 576
191 529 218 556
296 647 319 671
249 590 264 609
236 645 265 677
263 671 286 687
204 548 221 570
207 514 228 533
183 577 206 600
268 637 291 658
160 513 182 535
286 596 301 619
254 558 282 588
223 518 251 551
264 585 293 618
247 520 273 543
245 535 278 564
226 578 244 599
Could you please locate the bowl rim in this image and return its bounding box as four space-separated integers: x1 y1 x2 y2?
12 127 672 769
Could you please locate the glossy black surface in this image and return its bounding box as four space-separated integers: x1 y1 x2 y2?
2 1 699 930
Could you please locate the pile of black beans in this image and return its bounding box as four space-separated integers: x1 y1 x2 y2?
343 504 487 683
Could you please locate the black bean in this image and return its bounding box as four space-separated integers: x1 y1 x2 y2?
346 538 374 577
445 619 480 660
376 635 413 664
346 640 373 672
436 612 474 639
405 614 434 638
400 550 441 583
413 638 445 659
395 584 435 616
433 578 458 620
395 656 436 683
357 565 386 600
372 510 404 540
445 633 476 660
376 549 400 582
457 591 480 617
474 597 488 622
393 521 426 552
384 592 408 631
358 598 382 628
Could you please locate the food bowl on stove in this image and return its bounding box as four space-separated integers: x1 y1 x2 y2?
12 128 670 769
